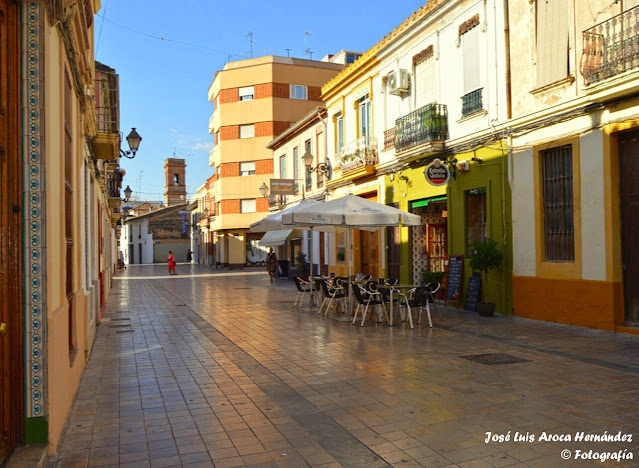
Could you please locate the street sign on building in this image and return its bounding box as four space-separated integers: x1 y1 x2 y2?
270 178 297 196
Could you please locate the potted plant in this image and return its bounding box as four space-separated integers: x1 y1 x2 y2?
295 252 309 280
467 239 503 316
420 268 445 286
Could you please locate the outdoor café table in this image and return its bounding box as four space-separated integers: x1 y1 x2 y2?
376 284 422 328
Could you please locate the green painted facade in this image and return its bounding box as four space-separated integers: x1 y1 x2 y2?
385 145 513 315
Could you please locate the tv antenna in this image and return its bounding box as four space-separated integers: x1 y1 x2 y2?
285 48 292 57
304 31 312 59
246 32 253 58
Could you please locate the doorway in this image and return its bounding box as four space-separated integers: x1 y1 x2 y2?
386 225 400 280
360 230 379 277
0 0 23 460
619 131 639 323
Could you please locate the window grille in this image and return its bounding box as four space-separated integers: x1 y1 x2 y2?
461 89 483 117
542 145 574 261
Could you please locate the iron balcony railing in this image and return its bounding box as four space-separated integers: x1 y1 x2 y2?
582 5 639 85
106 170 122 198
94 75 119 134
383 127 396 150
336 136 379 172
395 103 448 153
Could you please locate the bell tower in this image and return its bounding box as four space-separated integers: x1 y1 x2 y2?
164 158 187 205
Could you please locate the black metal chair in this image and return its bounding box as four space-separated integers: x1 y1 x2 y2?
399 285 442 328
351 282 387 326
425 282 444 321
293 277 311 307
317 278 346 316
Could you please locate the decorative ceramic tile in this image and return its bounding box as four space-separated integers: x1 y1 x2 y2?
23 2 46 419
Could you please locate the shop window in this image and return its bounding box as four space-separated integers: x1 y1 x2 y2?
336 231 346 263
466 188 487 253
541 145 574 261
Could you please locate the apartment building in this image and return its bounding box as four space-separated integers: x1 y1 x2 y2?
207 56 342 267
320 0 513 314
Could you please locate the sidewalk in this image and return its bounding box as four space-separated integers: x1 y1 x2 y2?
51 265 639 467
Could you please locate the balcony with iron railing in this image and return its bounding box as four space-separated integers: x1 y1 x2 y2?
582 5 639 85
95 76 119 134
394 103 448 158
383 127 396 150
336 137 379 175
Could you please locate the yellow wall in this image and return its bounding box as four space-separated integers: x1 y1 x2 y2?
45 24 90 452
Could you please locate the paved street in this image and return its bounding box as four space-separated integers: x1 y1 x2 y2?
52 265 639 468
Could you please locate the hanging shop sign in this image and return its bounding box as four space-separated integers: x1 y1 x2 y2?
270 178 297 196
424 158 451 186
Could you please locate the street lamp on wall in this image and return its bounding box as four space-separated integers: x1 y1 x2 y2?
123 185 132 201
121 128 142 159
302 149 330 177
259 182 269 198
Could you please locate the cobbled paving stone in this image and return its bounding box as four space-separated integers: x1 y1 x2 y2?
52 265 639 467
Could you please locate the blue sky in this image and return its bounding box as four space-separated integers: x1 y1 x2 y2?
96 0 426 201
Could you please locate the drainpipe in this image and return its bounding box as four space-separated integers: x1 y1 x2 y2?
503 0 512 119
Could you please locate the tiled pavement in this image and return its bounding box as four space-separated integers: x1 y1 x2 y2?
52 265 639 467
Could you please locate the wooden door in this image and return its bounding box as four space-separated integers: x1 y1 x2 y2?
620 132 639 323
360 230 379 277
0 0 23 460
386 226 400 280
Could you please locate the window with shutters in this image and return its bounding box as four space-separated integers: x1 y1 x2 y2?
240 161 255 176
279 155 287 203
293 146 299 192
239 124 254 139
541 145 574 261
414 52 436 108
241 199 256 213
461 24 482 116
536 0 569 87
64 67 76 357
239 86 254 101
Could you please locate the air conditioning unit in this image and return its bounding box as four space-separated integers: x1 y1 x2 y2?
388 69 410 95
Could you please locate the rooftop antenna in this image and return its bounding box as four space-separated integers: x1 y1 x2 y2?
285 48 292 57
246 32 253 58
137 170 144 197
304 31 312 59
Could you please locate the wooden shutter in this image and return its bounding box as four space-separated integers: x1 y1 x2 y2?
536 0 569 87
463 27 480 93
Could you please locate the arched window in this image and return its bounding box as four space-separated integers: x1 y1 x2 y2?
174 174 179 185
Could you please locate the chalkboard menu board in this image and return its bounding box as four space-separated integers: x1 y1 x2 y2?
446 255 464 305
464 273 482 312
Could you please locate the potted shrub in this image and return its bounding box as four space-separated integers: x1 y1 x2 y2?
295 252 309 280
467 239 503 316
420 268 445 286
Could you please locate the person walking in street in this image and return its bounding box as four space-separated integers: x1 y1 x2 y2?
266 247 278 284
168 250 177 275
186 249 193 264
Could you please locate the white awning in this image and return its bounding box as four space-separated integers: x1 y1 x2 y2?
258 229 294 247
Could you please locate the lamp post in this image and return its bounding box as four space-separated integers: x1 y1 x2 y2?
120 128 142 159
